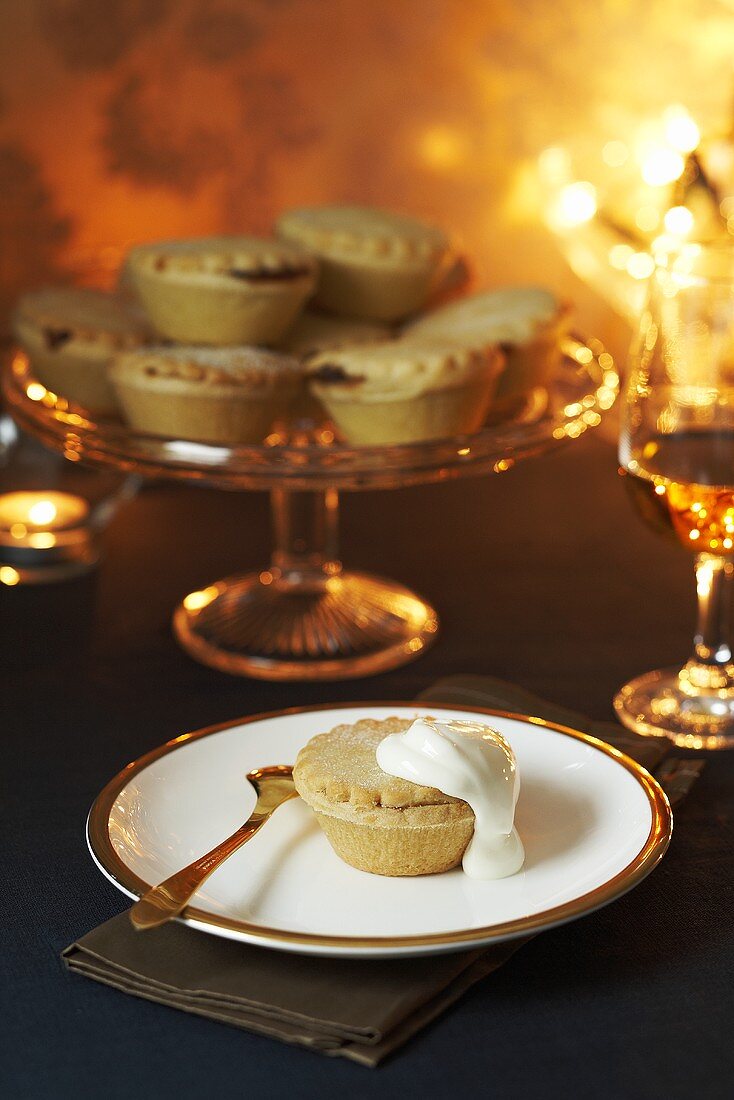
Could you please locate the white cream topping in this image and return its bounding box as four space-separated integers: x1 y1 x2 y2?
375 717 524 879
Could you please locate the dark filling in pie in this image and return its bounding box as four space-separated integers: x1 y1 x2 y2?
229 266 312 282
43 327 73 350
309 364 364 386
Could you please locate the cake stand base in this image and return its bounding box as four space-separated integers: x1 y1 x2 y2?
173 568 439 681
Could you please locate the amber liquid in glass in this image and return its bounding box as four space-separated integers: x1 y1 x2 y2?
621 431 734 555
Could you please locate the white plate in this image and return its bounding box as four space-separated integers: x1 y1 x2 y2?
88 704 672 958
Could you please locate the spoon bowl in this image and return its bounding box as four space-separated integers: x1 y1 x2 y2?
129 764 297 931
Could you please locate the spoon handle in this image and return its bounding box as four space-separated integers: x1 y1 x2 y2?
129 810 271 931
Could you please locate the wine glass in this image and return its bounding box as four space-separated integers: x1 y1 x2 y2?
615 241 734 749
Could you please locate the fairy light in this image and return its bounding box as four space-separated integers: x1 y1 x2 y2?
635 205 661 232
551 181 597 228
537 145 571 183
609 243 634 270
626 252 656 280
640 146 685 187
664 205 695 235
602 140 629 167
663 106 700 154
418 126 465 170
537 101 733 318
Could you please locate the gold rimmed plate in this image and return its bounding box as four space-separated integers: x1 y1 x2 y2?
88 703 672 958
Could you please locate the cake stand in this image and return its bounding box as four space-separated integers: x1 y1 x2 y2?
3 338 617 680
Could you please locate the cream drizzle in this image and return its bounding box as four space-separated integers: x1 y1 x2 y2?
376 717 524 879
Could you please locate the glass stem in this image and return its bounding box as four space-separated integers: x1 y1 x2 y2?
269 488 342 588
685 553 734 690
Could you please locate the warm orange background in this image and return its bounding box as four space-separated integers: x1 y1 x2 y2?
2 0 733 355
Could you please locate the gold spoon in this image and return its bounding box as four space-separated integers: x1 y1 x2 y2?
129 764 297 931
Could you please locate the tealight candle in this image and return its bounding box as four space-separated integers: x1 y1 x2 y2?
0 490 95 582
0 491 89 536
0 415 131 584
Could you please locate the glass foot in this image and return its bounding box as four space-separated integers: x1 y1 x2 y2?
173 569 439 681
614 666 734 750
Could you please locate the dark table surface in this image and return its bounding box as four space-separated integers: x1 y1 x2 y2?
4 432 733 1099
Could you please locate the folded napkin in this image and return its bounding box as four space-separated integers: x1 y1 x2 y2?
63 676 704 1067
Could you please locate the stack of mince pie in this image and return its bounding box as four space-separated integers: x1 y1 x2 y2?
13 206 569 447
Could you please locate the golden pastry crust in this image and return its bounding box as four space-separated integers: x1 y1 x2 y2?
110 346 302 445
294 717 475 876
313 813 475 877
402 286 569 347
303 338 504 446
305 339 501 401
111 346 301 393
13 287 150 351
276 205 453 322
294 717 474 827
277 206 449 266
12 288 151 416
279 311 391 357
126 236 317 346
403 287 570 408
126 236 317 283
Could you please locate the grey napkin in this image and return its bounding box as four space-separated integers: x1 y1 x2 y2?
63 676 703 1067
63 916 527 1066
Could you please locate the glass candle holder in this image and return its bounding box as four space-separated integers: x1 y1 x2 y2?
0 414 138 585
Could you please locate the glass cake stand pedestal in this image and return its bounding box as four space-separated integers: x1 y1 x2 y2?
3 338 617 680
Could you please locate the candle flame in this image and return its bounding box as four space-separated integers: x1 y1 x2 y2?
27 500 58 526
